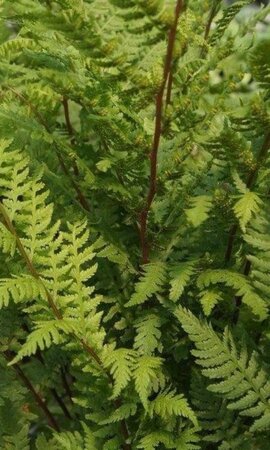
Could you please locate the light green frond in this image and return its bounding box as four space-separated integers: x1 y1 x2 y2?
134 313 161 355
103 348 136 398
169 260 197 302
0 275 45 308
100 402 137 425
133 355 163 409
10 319 76 364
175 428 200 450
185 195 213 228
197 269 268 320
126 262 167 307
148 388 198 426
199 289 223 316
137 431 175 450
176 307 270 432
233 191 262 233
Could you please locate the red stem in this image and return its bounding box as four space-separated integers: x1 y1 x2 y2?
60 366 74 404
63 97 75 142
62 96 80 177
139 0 184 264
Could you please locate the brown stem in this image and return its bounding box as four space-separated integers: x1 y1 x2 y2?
56 149 90 211
22 322 73 417
51 388 72 420
233 259 252 324
165 66 174 107
139 0 184 264
204 2 219 42
34 348 72 419
224 223 238 263
3 351 60 431
6 87 89 212
36 355 72 419
0 203 106 373
80 339 104 368
62 96 79 177
0 203 130 449
225 131 270 264
199 1 222 59
60 367 74 404
115 398 130 450
63 97 75 141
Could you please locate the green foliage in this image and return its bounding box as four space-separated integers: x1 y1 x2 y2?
103 348 136 398
133 355 164 409
169 260 197 302
176 307 270 432
0 0 270 449
197 269 268 319
127 263 167 307
134 313 161 355
233 190 262 232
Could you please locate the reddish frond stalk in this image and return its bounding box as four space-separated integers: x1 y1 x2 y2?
63 97 75 142
204 2 220 42
139 0 184 264
200 1 222 58
62 96 80 177
60 366 74 403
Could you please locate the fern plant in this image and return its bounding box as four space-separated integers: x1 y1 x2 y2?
0 0 270 448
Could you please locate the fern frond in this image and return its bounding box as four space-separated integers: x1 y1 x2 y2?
176 307 270 432
134 313 161 355
0 275 45 308
100 402 137 425
210 1 251 45
199 289 223 316
137 431 175 450
185 195 213 228
133 355 163 409
2 425 30 450
175 427 200 450
103 348 136 398
197 269 268 320
169 260 197 302
126 262 167 307
148 388 197 426
10 319 76 364
233 191 262 233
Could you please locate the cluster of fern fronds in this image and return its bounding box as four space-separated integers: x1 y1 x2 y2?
0 0 270 449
